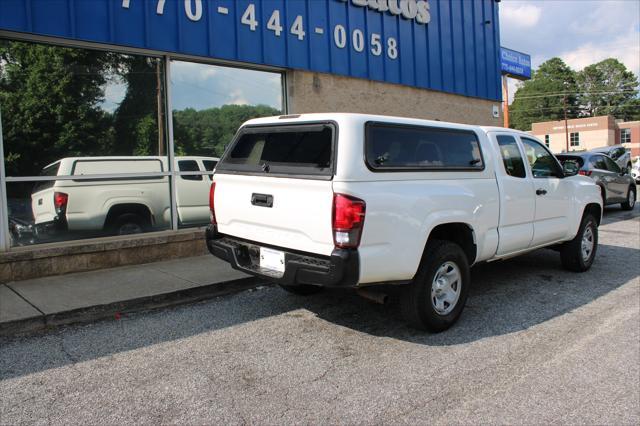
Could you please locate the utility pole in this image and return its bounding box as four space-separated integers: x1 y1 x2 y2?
563 95 569 153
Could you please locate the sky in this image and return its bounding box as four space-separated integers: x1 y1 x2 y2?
101 0 640 111
101 61 283 113
499 0 640 103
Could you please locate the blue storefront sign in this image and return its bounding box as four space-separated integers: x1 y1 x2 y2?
0 0 502 101
500 47 531 80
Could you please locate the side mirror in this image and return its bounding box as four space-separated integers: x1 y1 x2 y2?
621 167 629 175
562 161 580 176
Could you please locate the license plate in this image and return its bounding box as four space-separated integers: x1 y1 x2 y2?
260 247 285 273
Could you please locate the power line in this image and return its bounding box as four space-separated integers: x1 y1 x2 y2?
512 89 639 101
511 104 640 115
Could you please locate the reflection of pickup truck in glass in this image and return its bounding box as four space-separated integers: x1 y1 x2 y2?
31 156 218 237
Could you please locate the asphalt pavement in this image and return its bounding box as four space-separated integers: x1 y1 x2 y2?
1 205 639 425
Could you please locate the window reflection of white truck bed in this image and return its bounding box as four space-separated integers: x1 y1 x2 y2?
31 156 218 236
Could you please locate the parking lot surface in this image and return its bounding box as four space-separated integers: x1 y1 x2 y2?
1 205 639 425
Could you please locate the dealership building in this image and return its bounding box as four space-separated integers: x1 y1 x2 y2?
531 116 640 158
0 0 503 281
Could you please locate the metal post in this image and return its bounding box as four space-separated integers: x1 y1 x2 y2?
156 60 165 156
564 95 569 152
164 56 179 232
0 105 10 251
502 75 509 128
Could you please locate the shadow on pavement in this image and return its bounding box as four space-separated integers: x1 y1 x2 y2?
1 241 638 380
600 202 639 225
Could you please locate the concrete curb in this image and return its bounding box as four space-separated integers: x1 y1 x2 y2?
0 277 264 338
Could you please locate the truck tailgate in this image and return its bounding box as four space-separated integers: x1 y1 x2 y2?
214 173 335 256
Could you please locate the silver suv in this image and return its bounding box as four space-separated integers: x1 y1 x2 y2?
590 145 631 171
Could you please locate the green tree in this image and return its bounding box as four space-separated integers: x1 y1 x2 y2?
509 58 579 131
173 104 280 156
577 58 639 120
111 56 164 156
0 41 113 176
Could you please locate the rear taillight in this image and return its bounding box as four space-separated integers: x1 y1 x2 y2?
578 170 592 176
332 193 366 249
54 192 68 215
209 182 216 225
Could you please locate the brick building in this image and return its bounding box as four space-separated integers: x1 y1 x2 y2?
531 115 640 158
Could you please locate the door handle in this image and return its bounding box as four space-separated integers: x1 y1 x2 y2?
536 189 547 196
251 193 273 207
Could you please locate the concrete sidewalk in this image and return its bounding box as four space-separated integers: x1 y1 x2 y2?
0 255 262 335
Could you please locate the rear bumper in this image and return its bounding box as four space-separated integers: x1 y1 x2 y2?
205 225 359 288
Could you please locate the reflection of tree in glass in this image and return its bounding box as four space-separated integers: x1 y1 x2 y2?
0 40 166 179
0 41 113 177
173 104 280 157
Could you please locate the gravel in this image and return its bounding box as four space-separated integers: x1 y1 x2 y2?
1 205 638 425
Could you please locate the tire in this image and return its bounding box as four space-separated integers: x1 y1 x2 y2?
621 186 636 211
112 213 146 236
401 240 470 332
278 284 324 296
560 213 598 272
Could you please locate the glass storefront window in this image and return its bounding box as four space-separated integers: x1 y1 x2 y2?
169 60 284 228
1 38 285 248
6 178 172 247
170 60 283 158
0 39 167 177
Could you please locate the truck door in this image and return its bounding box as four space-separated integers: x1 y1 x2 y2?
175 159 210 226
492 133 535 255
520 137 572 246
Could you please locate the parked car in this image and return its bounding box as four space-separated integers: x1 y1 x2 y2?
31 156 219 238
205 113 603 332
590 145 631 171
631 158 640 184
556 152 636 210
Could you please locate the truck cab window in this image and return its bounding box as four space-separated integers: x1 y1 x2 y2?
496 135 526 178
178 160 203 181
521 138 562 178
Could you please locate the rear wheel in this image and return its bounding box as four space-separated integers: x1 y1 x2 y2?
560 213 598 272
401 240 470 332
621 186 636 211
112 213 146 236
278 284 324 296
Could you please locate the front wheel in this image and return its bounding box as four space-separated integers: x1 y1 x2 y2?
401 240 470 332
621 186 636 211
560 214 598 272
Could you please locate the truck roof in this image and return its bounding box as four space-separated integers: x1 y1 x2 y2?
242 113 538 140
41 155 219 171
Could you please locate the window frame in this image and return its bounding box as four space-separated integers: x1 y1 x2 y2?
620 128 631 144
0 34 288 251
496 134 527 179
570 132 580 147
520 136 565 179
363 121 486 173
215 121 338 181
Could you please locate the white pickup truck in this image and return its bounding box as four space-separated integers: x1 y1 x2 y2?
31 156 218 237
206 114 602 332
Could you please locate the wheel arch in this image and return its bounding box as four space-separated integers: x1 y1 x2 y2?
103 203 153 230
422 222 477 267
583 203 602 226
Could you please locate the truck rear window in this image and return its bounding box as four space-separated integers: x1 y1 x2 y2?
217 124 334 177
365 122 484 171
